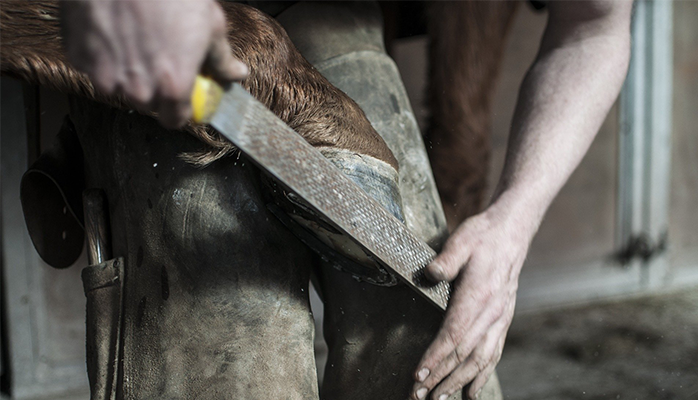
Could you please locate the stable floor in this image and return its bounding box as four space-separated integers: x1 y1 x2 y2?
497 287 698 400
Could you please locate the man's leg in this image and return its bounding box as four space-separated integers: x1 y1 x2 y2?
277 3 503 399
70 98 319 399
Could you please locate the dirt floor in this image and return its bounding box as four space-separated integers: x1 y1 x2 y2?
496 287 698 400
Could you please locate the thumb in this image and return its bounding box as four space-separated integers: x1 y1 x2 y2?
425 241 470 282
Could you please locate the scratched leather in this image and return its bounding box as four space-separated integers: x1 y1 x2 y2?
70 97 319 399
278 2 503 399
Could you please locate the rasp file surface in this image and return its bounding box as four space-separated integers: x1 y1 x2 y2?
210 84 451 310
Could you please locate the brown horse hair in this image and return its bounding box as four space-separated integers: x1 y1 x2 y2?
0 1 398 170
426 1 519 228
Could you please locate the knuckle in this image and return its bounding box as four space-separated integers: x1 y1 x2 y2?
454 345 468 364
154 62 191 102
445 328 461 349
446 241 469 261
431 386 450 400
161 106 189 129
123 82 154 105
159 81 187 103
490 300 506 319
431 382 455 400
473 356 489 372
93 75 117 95
492 350 503 364
422 375 439 391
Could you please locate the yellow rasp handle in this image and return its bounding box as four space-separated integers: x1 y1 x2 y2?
191 75 224 124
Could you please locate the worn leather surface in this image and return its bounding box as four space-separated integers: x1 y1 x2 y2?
70 97 319 399
278 3 503 399
83 257 125 400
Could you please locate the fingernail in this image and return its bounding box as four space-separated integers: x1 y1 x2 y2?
428 262 446 281
439 394 449 400
416 388 428 399
434 265 444 278
474 389 482 399
417 368 430 382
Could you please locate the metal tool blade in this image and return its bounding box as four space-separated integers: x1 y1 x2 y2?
210 84 451 311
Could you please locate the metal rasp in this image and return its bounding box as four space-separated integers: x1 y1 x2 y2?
198 80 451 311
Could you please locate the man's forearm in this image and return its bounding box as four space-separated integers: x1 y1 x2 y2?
490 0 633 238
414 4 634 398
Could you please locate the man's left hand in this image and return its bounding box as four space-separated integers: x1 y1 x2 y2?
411 205 532 400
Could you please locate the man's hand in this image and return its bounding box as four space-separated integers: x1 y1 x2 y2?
411 200 532 400
411 1 632 398
60 0 248 128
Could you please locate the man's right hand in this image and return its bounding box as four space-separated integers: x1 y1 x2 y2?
60 0 248 128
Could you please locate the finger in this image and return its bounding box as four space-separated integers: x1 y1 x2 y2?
430 359 482 400
153 62 196 128
77 41 120 97
467 363 497 400
415 347 461 392
414 291 506 394
61 4 120 96
416 272 496 373
412 327 457 385
464 312 511 400
413 328 464 399
120 27 156 108
429 309 494 380
431 322 505 400
89 61 119 97
204 3 248 82
157 97 191 129
155 68 193 128
426 240 471 282
415 307 493 394
122 66 155 109
413 309 489 397
413 341 477 400
68 42 119 96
